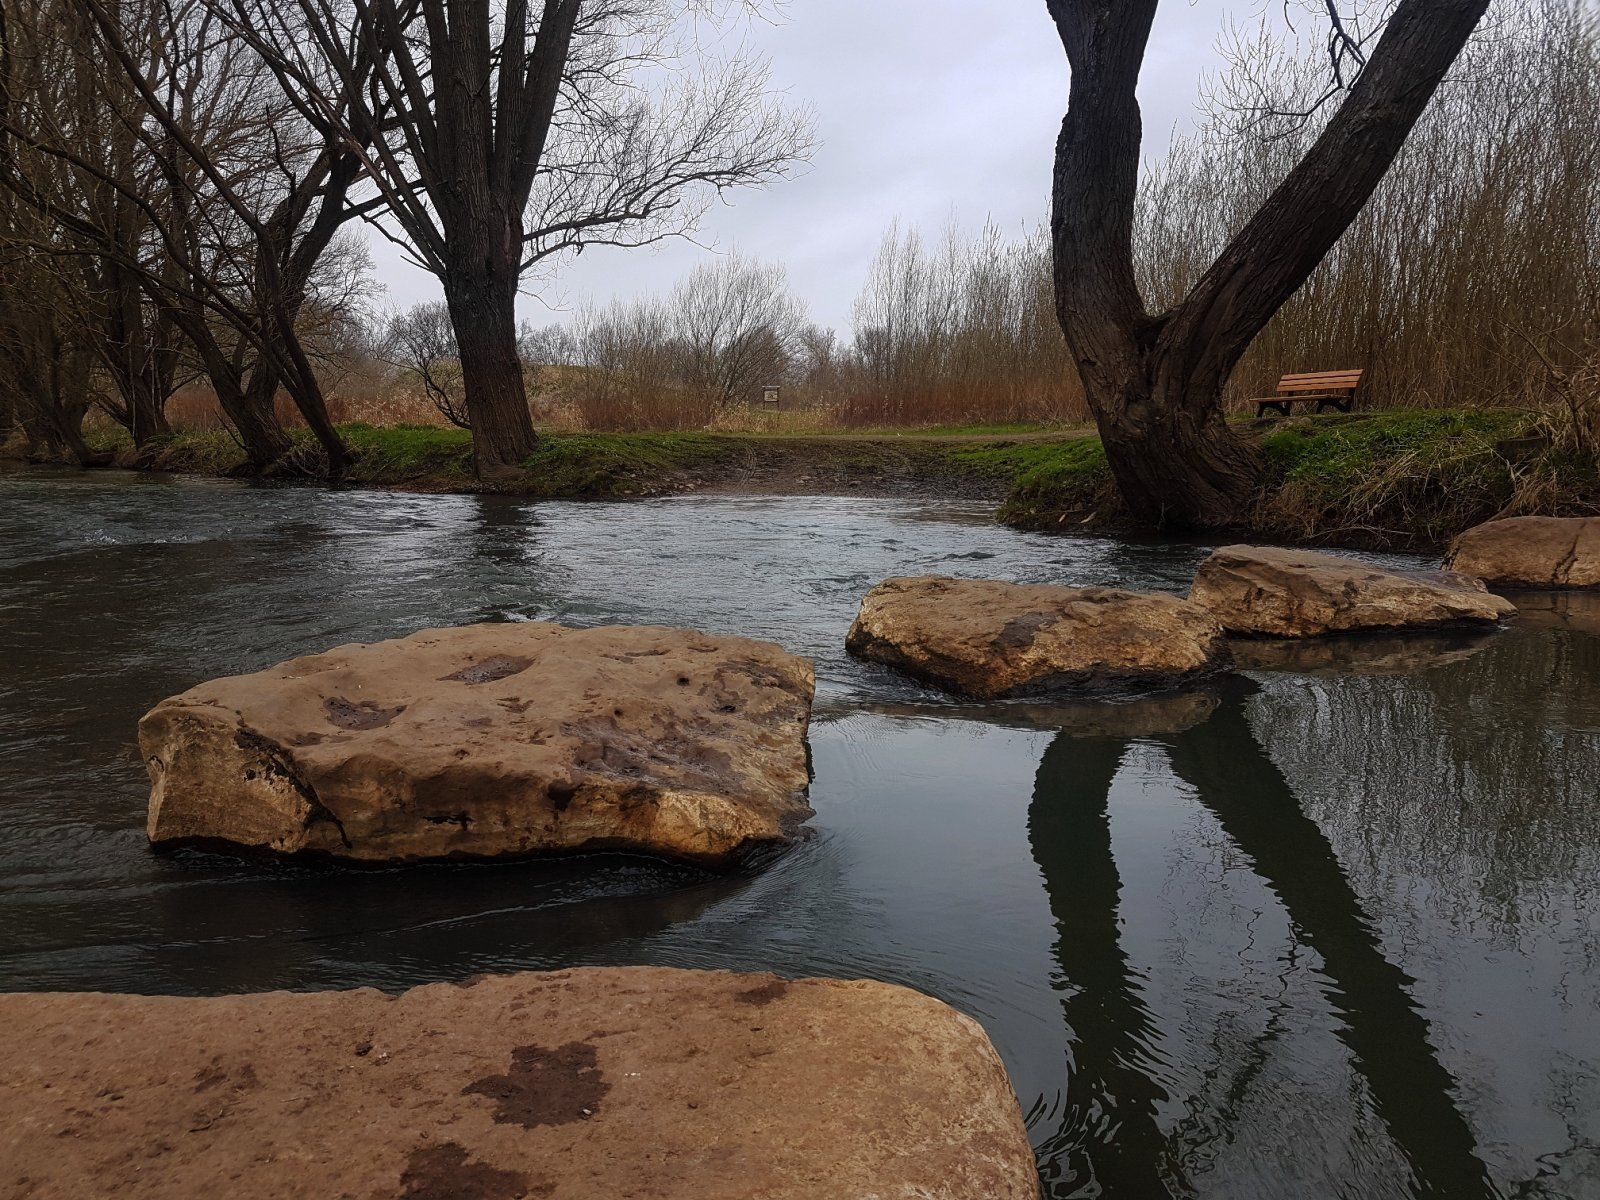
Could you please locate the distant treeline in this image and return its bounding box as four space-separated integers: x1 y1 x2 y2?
3 0 1596 450
388 0 1600 433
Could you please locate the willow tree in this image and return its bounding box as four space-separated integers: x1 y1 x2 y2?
221 0 811 479
1048 0 1491 528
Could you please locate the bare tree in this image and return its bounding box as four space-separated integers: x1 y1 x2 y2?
1048 0 1492 528
0 0 178 449
673 251 803 407
847 219 1078 426
0 193 96 462
385 301 469 429
0 0 374 470
71 0 375 473
216 0 812 479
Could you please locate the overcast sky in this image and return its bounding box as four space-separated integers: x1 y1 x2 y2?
365 3 1240 335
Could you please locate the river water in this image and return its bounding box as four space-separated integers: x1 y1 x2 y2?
2 469 1597 1199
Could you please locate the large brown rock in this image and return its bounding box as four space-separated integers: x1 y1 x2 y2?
845 575 1223 699
1444 515 1600 589
139 622 815 867
1189 545 1514 637
0 967 1040 1200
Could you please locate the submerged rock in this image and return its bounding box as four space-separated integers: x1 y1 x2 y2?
139 622 815 867
1189 545 1514 637
845 575 1223 699
0 967 1039 1200
1444 515 1600 589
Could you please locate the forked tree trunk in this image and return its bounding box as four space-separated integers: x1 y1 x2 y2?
444 272 537 480
126 379 172 444
168 304 293 469
219 364 294 469
1048 0 1490 529
1090 365 1263 527
104 264 173 445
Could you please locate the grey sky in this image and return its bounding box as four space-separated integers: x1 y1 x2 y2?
365 4 1236 335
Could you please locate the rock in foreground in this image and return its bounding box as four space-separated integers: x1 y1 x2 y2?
0 967 1039 1200
1189 545 1514 637
140 622 814 867
1444 515 1600 589
845 575 1223 699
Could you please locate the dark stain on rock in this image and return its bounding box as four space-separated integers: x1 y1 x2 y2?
735 978 790 1006
192 1060 227 1092
995 611 1054 650
195 1059 261 1093
322 696 404 731
396 1142 534 1200
446 655 533 685
461 1042 610 1128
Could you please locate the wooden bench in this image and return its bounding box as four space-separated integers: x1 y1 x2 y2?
1253 369 1363 418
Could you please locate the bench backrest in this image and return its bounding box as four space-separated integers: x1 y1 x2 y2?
1277 369 1363 394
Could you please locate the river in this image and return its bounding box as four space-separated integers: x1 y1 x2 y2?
2 469 1597 1198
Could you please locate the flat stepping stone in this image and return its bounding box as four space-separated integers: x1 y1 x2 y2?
845 575 1223 699
139 622 814 867
1189 545 1514 637
1445 515 1600 589
0 968 1039 1200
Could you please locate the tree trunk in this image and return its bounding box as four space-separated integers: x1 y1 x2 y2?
104 263 173 445
445 272 537 480
1048 0 1490 530
253 157 355 479
126 378 172 444
218 361 293 469
1090 362 1262 528
168 304 292 469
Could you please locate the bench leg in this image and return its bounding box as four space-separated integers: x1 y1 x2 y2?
1314 398 1352 414
1257 400 1291 419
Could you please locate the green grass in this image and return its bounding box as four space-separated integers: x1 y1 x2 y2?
846 421 1062 438
1259 409 1530 486
341 422 475 485
72 408 1597 548
520 432 732 497
993 407 1600 548
991 437 1115 527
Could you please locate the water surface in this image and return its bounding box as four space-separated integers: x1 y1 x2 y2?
2 470 1597 1198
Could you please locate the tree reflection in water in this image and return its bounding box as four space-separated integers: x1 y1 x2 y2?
1027 669 1505 1199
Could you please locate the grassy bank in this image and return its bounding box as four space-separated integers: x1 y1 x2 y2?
58 409 1598 550
999 409 1600 550
77 421 1070 501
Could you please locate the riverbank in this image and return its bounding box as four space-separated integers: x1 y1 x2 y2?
1001 408 1600 551
13 408 1596 551
62 420 1079 503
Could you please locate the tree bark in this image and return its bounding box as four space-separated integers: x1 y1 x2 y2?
444 271 537 479
1048 0 1491 529
168 304 293 468
1090 347 1266 527
250 150 359 478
